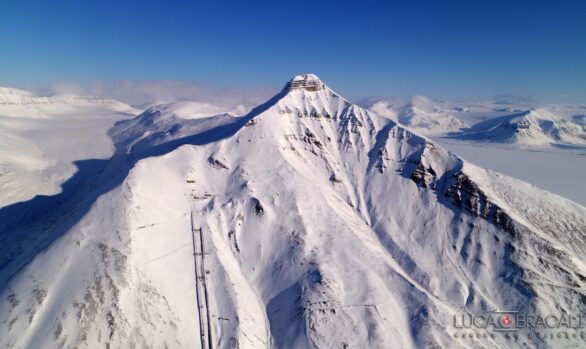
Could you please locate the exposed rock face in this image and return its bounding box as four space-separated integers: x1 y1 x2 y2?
207 156 229 170
251 197 264 218
444 171 517 234
409 162 437 189
285 74 325 92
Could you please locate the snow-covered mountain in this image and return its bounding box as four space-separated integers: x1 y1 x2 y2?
0 87 135 119
0 87 141 207
367 95 468 136
455 108 586 146
0 87 247 208
1 74 585 348
366 94 586 148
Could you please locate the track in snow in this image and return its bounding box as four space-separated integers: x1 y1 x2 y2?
190 210 213 349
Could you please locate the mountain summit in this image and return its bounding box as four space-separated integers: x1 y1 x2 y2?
1 75 585 348
285 73 325 92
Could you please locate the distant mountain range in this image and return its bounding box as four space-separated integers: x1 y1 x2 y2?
365 95 586 147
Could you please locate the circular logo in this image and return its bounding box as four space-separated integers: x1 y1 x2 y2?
500 314 513 328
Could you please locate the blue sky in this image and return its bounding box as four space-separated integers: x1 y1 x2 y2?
1 0 585 103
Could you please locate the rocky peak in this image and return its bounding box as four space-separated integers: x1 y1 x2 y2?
284 74 325 92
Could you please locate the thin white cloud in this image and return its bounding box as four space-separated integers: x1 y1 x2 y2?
27 80 278 109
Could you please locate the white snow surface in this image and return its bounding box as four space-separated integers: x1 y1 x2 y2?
0 88 243 208
367 95 469 136
455 108 586 146
367 97 586 207
0 88 140 207
433 139 586 207
0 76 585 348
367 96 586 147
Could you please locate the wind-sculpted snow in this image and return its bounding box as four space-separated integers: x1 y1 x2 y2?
1 75 585 348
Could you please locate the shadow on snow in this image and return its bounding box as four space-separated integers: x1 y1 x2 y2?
0 91 286 293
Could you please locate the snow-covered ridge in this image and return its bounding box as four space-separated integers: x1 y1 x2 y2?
456 108 586 145
367 95 469 135
366 95 586 148
0 91 126 107
0 87 137 119
144 101 243 119
0 87 35 97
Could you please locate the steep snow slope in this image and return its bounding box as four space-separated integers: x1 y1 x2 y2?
1 75 585 348
455 108 586 146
